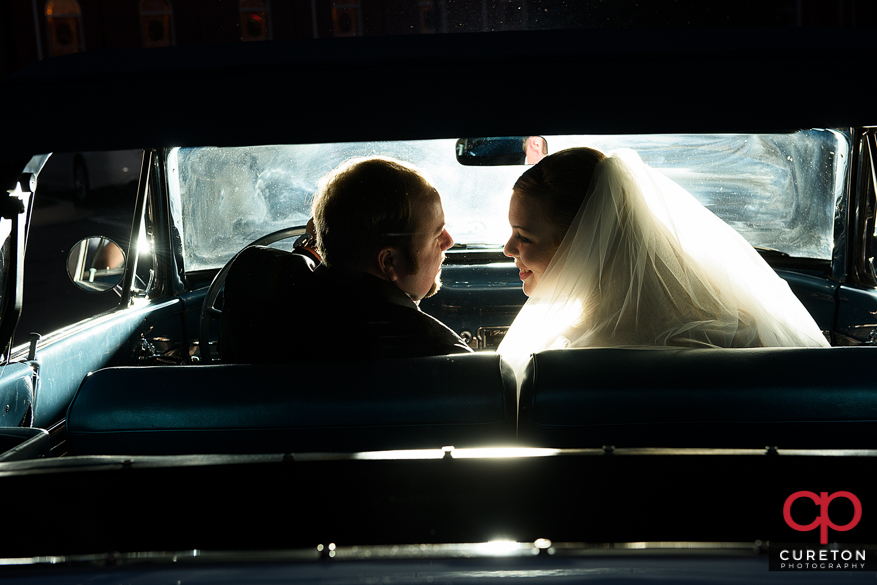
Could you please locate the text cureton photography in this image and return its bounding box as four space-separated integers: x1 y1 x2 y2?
774 547 867 570
770 490 871 571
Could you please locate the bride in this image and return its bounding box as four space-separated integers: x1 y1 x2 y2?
497 147 830 379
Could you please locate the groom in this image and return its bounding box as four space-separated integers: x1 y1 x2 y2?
220 156 473 363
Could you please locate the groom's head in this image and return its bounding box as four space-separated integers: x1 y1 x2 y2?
313 156 454 301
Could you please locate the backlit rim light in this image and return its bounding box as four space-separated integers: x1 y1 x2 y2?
351 447 562 461
451 447 562 459
475 540 530 556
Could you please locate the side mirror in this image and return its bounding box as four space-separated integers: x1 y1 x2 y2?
66 237 126 293
455 136 548 166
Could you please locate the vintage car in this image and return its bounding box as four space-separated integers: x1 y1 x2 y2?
0 27 876 583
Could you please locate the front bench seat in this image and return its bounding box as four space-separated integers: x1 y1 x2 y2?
518 346 877 449
66 353 515 455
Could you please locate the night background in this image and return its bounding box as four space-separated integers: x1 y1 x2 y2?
3 0 876 79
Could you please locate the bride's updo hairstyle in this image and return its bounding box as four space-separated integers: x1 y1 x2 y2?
512 147 606 245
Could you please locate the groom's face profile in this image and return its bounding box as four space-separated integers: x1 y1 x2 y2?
504 191 559 296
392 189 454 302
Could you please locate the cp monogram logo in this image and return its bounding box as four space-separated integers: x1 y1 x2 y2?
783 491 862 545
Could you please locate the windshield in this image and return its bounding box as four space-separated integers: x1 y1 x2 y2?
168 129 850 273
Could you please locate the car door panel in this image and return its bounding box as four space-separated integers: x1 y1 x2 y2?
776 269 839 334
0 362 36 427
28 298 184 428
835 284 877 345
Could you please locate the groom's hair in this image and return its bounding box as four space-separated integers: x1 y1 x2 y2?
312 156 434 273
513 147 606 245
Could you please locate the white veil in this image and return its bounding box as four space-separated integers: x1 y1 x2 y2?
497 149 830 380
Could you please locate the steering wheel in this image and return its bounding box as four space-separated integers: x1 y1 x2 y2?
199 225 307 364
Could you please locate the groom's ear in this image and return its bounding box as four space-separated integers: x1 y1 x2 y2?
374 246 401 282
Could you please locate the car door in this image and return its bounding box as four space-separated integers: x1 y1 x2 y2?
835 130 877 345
0 150 187 455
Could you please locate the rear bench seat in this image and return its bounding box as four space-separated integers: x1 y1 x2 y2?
66 353 516 455
518 347 877 449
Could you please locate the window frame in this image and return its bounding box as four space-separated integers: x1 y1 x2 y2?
45 0 84 57
139 0 176 49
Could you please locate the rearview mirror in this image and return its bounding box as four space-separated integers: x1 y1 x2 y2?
455 136 548 166
66 237 126 293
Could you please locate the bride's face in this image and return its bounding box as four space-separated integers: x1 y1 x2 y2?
503 191 560 296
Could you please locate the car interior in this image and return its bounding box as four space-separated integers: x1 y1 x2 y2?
0 28 875 571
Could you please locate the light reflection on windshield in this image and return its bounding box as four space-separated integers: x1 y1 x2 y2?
168 130 848 273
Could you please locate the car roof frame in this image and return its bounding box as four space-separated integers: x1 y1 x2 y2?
1 27 875 164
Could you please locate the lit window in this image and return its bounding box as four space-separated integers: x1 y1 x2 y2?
45 0 83 57
418 0 438 33
140 0 174 48
332 0 360 37
240 0 271 42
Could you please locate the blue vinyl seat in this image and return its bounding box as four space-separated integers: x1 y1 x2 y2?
518 347 877 449
66 353 516 455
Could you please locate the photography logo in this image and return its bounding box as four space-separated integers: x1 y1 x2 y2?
770 491 870 571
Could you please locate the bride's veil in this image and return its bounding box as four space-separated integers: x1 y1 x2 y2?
497 148 830 381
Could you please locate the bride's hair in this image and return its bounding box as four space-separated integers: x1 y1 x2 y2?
512 147 606 245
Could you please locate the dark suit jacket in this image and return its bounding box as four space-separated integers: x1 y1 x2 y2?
220 245 472 364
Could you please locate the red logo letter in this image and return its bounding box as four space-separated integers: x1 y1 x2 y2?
783 491 862 544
